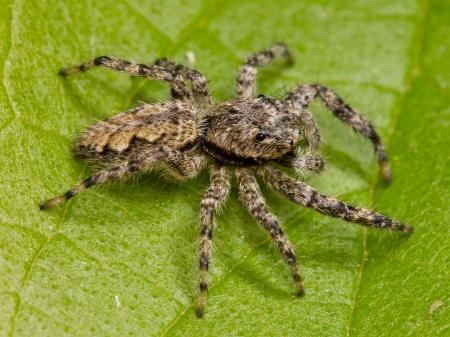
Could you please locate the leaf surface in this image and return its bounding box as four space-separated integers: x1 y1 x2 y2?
0 0 448 336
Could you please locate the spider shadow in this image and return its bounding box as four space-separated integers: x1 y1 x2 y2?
297 211 413 269
60 74 167 122
321 144 373 184
232 250 295 299
257 62 295 98
365 226 414 256
88 170 207 299
227 187 270 240
141 170 210 298
60 74 124 120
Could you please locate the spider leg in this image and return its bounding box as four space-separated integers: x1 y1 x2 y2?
285 84 391 182
40 147 166 210
154 58 212 108
59 56 190 99
235 43 293 98
197 165 231 318
40 162 140 210
276 150 325 174
259 166 412 233
163 148 207 180
235 168 305 295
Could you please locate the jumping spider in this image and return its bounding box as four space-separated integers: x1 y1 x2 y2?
41 43 413 317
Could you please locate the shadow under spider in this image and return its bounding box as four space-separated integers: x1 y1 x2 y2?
321 144 374 184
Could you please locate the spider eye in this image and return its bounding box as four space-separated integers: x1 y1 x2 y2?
256 133 267 141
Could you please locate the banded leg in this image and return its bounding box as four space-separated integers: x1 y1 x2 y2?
39 148 166 210
259 166 412 233
59 56 190 99
39 162 145 210
154 58 212 108
286 84 391 182
235 43 293 98
197 165 231 317
235 168 304 295
285 84 322 152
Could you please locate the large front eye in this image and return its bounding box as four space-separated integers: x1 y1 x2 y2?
256 133 267 141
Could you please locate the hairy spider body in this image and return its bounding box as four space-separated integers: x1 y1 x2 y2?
41 43 412 317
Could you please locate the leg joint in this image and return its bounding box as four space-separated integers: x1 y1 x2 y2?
83 176 96 188
94 56 112 66
200 228 213 240
64 190 76 200
199 282 208 291
199 259 209 271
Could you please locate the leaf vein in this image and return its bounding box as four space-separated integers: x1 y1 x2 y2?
0 0 17 135
7 166 87 337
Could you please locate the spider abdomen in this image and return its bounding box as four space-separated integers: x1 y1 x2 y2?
76 101 198 164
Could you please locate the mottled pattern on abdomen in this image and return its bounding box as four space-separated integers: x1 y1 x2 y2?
76 101 198 163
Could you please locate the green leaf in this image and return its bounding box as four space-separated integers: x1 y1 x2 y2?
0 0 448 336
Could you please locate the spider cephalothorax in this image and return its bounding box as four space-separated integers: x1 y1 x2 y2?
41 43 412 318
200 97 300 165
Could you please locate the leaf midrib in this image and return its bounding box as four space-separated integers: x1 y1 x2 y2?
345 0 430 335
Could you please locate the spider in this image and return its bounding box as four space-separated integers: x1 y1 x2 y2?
40 43 413 317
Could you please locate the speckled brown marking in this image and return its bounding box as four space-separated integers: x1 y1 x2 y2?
41 43 412 318
76 102 198 166
199 97 300 165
